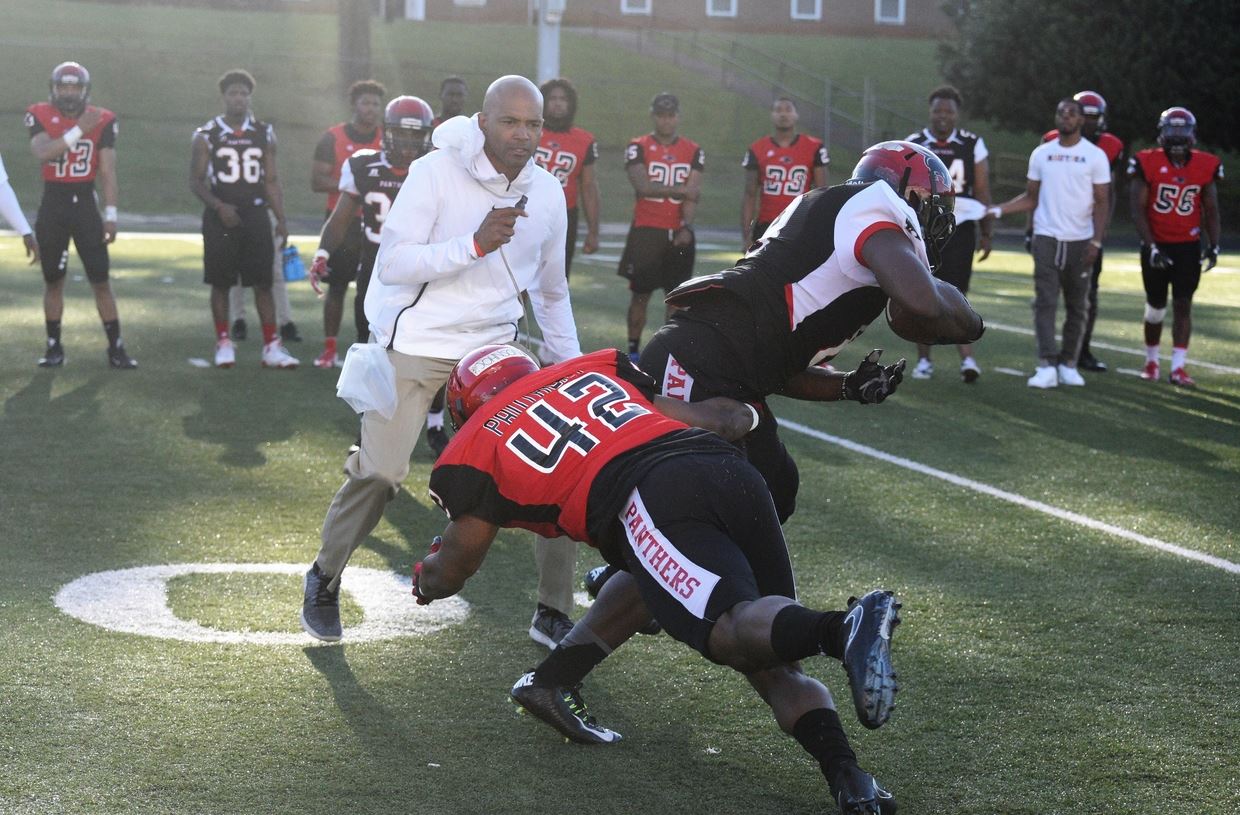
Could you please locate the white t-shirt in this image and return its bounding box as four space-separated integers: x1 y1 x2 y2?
1027 137 1111 241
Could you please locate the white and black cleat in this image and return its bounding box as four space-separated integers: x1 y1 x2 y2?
842 590 901 729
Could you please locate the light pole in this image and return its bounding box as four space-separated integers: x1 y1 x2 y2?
536 0 567 84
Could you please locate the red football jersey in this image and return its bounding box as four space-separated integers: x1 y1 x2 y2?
314 123 381 211
1042 129 1125 165
625 134 705 230
1129 148 1224 243
536 126 598 210
24 102 116 184
428 349 686 544
742 134 829 222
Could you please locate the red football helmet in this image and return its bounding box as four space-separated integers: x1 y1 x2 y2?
1073 90 1107 130
383 96 435 168
49 61 90 118
446 344 540 430
849 140 955 267
1157 106 1196 159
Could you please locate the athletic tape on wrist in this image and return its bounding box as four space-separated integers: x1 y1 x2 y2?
62 125 82 149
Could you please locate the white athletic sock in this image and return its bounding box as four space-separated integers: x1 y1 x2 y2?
1146 345 1160 363
1171 346 1188 370
426 410 444 430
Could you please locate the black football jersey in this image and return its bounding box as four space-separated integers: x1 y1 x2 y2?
338 149 407 245
906 128 988 199
195 115 275 207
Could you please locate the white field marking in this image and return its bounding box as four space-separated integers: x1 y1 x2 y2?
779 419 1240 575
986 321 1240 375
1116 367 1144 377
187 357 211 368
54 563 470 645
993 367 1026 376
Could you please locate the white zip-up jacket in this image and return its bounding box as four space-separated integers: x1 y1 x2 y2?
366 114 581 362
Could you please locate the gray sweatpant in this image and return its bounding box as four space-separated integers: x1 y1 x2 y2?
1031 235 1092 366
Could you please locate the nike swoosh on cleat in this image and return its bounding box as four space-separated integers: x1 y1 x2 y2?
843 604 863 653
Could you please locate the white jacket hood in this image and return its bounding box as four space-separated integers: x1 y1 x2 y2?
432 114 533 200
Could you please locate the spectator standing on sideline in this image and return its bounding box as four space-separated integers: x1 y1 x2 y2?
309 80 385 369
536 77 600 276
1040 91 1126 372
26 61 136 369
741 96 828 247
1128 107 1222 387
190 69 298 369
300 76 581 645
907 85 992 383
0 152 39 265
619 92 703 362
987 98 1110 389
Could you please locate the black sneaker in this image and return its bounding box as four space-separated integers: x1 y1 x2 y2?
529 604 574 649
426 426 450 459
231 318 247 341
510 671 622 744
38 341 65 368
1078 352 1108 372
830 764 897 815
300 562 342 642
841 590 901 730
583 564 662 636
107 343 138 369
280 321 303 343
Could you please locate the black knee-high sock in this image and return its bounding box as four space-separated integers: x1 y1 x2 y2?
792 707 857 783
103 319 120 350
770 604 848 662
46 320 61 345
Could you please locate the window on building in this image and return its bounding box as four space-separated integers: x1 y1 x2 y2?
621 0 652 15
791 0 821 21
706 0 738 17
875 0 906 24
452 0 486 7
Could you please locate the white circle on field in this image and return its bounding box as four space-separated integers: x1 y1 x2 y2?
53 563 469 645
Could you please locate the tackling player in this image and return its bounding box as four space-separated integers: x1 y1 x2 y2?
190 69 298 369
415 345 900 815
618 92 704 362
741 96 828 247
307 96 434 365
310 80 385 369
26 61 136 369
1128 107 1223 387
536 77 600 276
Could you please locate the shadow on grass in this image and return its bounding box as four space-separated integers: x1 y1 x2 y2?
180 375 296 467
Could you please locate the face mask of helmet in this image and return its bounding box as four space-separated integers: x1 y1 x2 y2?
385 126 430 168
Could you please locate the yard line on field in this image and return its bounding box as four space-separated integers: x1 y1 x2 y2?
986 321 1240 374
780 418 1240 575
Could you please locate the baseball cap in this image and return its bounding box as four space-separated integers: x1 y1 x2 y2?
651 93 679 114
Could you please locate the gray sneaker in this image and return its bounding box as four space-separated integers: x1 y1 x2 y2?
528 604 574 649
301 563 342 642
510 671 622 745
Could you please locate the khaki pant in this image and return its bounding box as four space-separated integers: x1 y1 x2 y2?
534 534 577 615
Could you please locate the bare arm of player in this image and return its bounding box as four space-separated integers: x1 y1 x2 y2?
97 146 118 244
652 394 755 442
189 133 241 227
1202 181 1221 249
672 169 703 248
1128 175 1154 244
29 107 104 162
740 168 759 247
988 178 1041 219
861 229 983 344
317 193 362 254
776 366 846 402
580 162 601 254
973 157 993 261
811 164 828 190
310 159 336 195
264 143 289 248
417 515 500 601
1083 181 1110 266
626 162 683 199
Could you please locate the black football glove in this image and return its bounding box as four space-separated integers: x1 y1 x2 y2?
1202 244 1219 272
1147 244 1172 271
411 536 443 605
842 350 906 405
1024 229 1033 254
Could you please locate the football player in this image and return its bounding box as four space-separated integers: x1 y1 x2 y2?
536 77 600 276
433 76 469 127
190 69 297 369
906 85 992 383
1038 90 1126 372
26 61 136 369
309 80 386 368
618 92 704 362
1128 107 1223 387
416 344 899 815
741 96 828 248
307 95 434 368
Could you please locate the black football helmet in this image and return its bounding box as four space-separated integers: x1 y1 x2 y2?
1157 106 1196 162
49 61 90 118
849 140 955 268
383 96 434 168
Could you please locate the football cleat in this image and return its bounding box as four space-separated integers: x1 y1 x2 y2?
1077 352 1107 372
529 604 574 650
830 764 897 815
214 338 236 369
1169 367 1196 388
300 562 342 642
510 672 622 745
426 426 450 459
107 343 138 369
230 318 247 341
280 321 303 343
959 357 980 383
313 348 341 369
1139 360 1160 381
842 590 901 730
911 358 933 380
38 341 65 368
261 340 299 369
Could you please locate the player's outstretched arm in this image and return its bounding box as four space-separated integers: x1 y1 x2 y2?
652 394 757 442
862 229 983 345
414 515 500 602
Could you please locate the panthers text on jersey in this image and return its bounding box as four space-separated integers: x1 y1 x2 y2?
742 134 828 223
907 128 988 200
315 122 381 212
338 149 407 246
1128 148 1224 244
536 126 598 211
25 102 117 185
664 182 927 397
625 134 705 230
1042 129 1125 166
195 114 276 208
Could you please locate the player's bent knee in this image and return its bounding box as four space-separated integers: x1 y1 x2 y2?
1143 303 1166 324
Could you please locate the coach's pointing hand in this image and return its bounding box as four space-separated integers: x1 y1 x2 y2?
474 206 528 255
